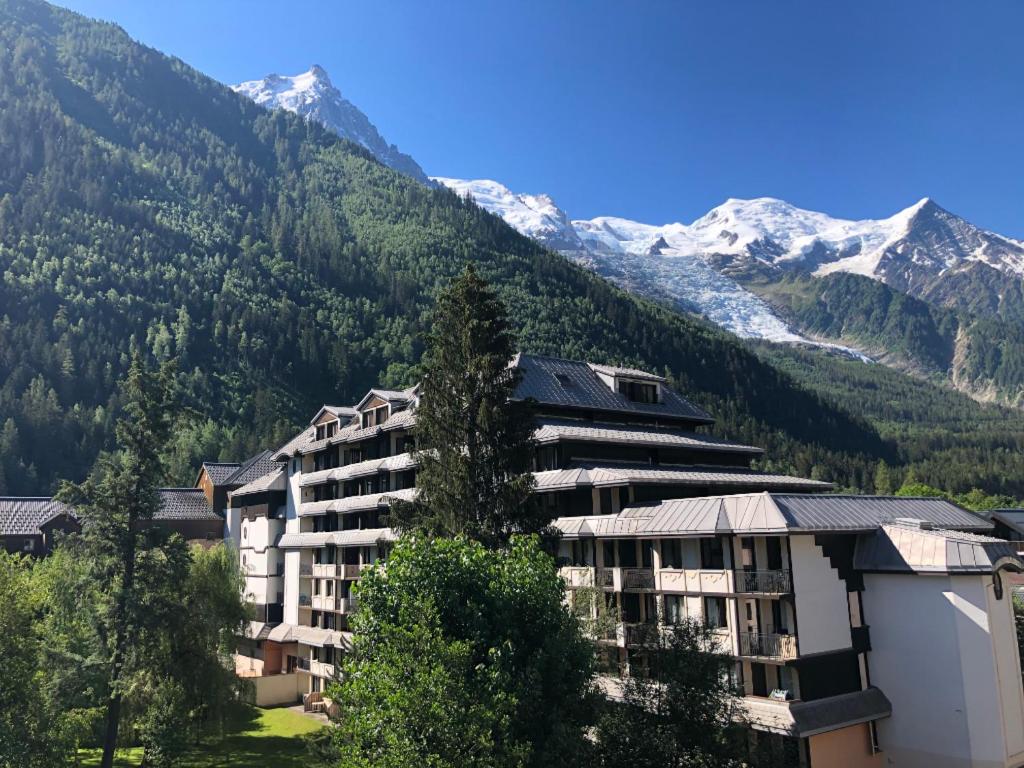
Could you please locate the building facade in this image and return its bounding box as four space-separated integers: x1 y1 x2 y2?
552 494 1024 767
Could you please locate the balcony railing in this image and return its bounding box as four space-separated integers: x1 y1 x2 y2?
622 568 655 590
298 594 311 607
595 568 615 588
738 631 797 660
299 564 313 577
734 569 792 594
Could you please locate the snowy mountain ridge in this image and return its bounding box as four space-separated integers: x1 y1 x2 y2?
232 66 428 183
432 177 1024 350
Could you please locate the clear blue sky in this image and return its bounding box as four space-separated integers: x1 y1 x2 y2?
57 1 1024 236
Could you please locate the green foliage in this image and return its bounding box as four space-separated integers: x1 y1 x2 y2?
759 342 1024 497
391 266 541 545
328 535 596 768
593 619 746 768
0 552 73 766
0 0 888 497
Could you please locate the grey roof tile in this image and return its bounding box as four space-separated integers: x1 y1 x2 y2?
0 497 75 536
157 489 220 521
224 450 281 486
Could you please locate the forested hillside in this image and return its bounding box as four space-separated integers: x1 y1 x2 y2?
0 0 893 494
751 272 1024 405
757 343 1024 497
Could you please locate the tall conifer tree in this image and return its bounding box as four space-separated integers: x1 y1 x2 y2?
392 266 542 546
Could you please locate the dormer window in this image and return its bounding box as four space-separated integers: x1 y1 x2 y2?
617 379 659 404
361 405 390 429
555 373 574 388
315 421 339 441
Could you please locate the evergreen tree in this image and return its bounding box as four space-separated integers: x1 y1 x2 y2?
392 266 542 546
594 619 748 768
874 460 895 495
56 353 182 768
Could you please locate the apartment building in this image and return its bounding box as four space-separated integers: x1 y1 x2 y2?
233 354 828 706
552 493 1024 767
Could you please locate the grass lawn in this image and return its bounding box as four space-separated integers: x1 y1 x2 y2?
79 704 326 767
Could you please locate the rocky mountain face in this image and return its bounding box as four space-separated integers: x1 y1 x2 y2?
233 65 428 183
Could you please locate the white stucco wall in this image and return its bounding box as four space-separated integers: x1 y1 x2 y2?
864 572 1024 767
789 535 851 655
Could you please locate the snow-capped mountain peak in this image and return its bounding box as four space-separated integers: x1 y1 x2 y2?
232 66 428 183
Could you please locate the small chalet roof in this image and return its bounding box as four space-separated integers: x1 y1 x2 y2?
223 450 281 486
854 520 1024 575
156 489 220 521
354 386 419 411
200 462 241 485
533 463 829 494
553 493 990 539
512 353 713 425
230 467 287 498
309 405 358 425
533 417 762 454
0 497 75 536
277 527 395 549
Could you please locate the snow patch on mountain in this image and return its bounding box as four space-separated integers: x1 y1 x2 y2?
233 66 428 183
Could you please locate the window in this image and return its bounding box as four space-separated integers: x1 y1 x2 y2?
535 446 559 471
599 488 613 515
602 540 616 568
617 380 658 404
664 595 684 625
704 596 727 629
700 537 725 569
766 537 784 570
641 540 654 568
621 592 641 623
661 539 683 569
618 540 637 568
571 539 594 567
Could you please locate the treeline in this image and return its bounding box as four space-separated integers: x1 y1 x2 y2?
0 0 889 497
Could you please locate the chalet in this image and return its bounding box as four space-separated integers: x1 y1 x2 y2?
0 497 79 555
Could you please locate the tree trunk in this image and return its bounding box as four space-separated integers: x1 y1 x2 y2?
100 518 137 768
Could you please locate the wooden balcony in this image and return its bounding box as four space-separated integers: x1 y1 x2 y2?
621 567 655 590
738 631 797 661
734 569 792 595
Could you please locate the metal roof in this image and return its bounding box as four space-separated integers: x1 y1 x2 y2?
266 623 352 649
299 453 416 488
0 497 75 536
156 489 220 521
534 463 830 494
532 418 762 454
298 488 417 517
277 527 395 549
512 353 713 425
553 493 993 538
854 521 1023 574
224 450 281 486
770 494 989 533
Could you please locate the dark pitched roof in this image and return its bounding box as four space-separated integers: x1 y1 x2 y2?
770 494 989 533
201 462 242 485
0 497 75 536
157 489 220 521
854 520 1023 574
224 450 281 486
512 353 713 424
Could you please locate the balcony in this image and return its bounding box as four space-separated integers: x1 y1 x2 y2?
595 568 615 588
298 594 311 607
312 563 340 579
299 564 313 577
738 631 797 661
734 569 792 595
622 568 655 590
311 594 336 611
560 566 595 588
310 659 337 679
